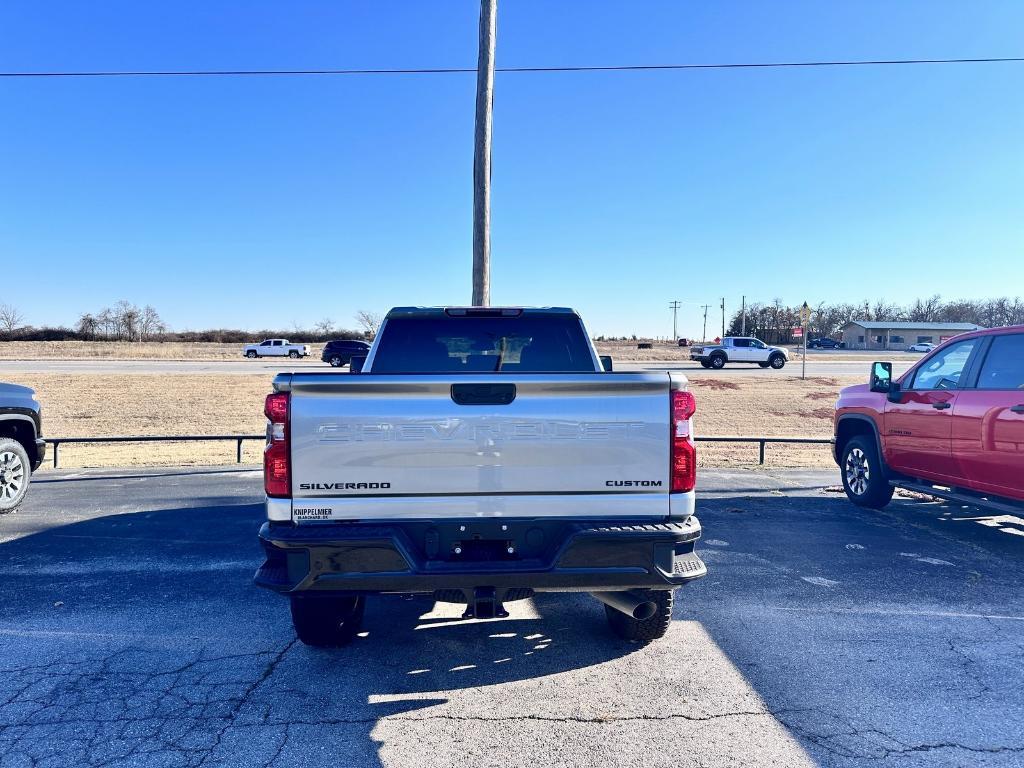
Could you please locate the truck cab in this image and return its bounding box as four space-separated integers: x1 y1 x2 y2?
835 326 1024 509
254 307 705 647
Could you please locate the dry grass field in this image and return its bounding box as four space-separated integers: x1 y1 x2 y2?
0 341 308 360
5 372 857 471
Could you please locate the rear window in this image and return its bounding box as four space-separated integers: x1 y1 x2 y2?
977 334 1024 390
370 315 596 373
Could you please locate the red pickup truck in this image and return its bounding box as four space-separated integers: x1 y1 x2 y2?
834 326 1024 510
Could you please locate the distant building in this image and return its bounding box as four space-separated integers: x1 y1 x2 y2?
840 321 984 350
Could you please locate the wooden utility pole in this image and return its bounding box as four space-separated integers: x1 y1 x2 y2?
801 301 810 380
669 301 681 341
720 298 726 339
472 0 497 306
701 304 710 342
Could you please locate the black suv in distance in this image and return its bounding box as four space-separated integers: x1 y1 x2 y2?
808 337 844 349
1 382 45 512
321 339 371 367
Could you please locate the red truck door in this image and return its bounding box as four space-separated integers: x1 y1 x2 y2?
884 337 980 482
951 333 1024 500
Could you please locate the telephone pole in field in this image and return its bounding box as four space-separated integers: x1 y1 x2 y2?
720 298 726 339
471 0 497 306
669 301 681 341
740 295 746 335
701 304 710 342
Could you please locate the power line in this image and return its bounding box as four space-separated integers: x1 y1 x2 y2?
2 56 1022 79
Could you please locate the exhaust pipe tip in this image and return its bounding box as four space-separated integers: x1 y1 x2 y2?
632 600 657 621
591 591 658 621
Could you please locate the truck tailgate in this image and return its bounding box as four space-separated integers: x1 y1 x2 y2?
282 373 680 522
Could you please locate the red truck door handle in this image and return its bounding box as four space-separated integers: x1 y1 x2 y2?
932 401 952 410
1011 404 1024 414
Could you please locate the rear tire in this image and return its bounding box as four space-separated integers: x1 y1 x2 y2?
769 354 786 369
289 350 300 359
290 595 365 647
329 355 343 367
604 589 674 643
0 439 31 513
709 353 726 369
841 435 894 509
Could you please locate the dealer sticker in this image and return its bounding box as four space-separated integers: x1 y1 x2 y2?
294 507 333 520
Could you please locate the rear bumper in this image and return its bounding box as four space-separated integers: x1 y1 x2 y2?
254 516 705 596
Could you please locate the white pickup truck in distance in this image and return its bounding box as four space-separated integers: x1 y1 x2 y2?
243 339 311 359
254 306 705 647
690 337 789 369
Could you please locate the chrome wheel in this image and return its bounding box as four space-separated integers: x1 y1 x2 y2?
845 447 870 496
0 450 26 503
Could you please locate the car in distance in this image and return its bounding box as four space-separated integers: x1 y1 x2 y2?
321 339 371 367
808 337 845 349
0 382 46 512
243 339 311 359
834 326 1024 511
254 306 705 647
907 342 936 353
677 337 689 347
690 337 788 369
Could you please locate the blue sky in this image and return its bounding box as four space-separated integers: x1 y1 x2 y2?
1 1 1022 338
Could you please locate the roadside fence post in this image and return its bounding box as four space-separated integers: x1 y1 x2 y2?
52 441 60 469
759 440 766 465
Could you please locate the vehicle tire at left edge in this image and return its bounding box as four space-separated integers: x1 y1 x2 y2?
0 438 31 514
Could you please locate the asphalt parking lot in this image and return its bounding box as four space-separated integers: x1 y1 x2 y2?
2 467 1022 767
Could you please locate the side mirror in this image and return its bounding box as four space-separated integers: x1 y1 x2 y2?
349 355 366 373
870 361 892 393
600 355 613 372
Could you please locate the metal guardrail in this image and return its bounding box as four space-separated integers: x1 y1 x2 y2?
696 436 835 465
43 434 834 469
44 435 265 469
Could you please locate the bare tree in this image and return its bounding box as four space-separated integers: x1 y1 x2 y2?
314 318 335 336
355 310 382 338
114 300 141 341
139 305 165 340
76 312 98 340
0 304 25 333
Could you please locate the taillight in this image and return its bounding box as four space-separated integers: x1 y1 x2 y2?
264 392 290 497
671 389 696 493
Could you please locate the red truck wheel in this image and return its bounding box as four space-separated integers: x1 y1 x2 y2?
841 436 894 509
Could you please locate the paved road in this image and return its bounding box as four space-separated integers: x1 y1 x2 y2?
0 357 914 378
2 467 1021 767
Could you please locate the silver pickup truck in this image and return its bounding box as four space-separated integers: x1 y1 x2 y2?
254 307 705 647
690 336 788 369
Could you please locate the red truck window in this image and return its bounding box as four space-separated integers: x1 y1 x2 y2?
909 339 977 390
976 334 1024 390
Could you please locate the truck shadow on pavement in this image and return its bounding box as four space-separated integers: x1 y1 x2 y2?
0 501 656 768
